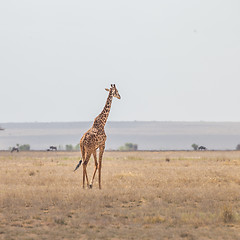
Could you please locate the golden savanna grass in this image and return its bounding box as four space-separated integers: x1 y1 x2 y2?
0 151 240 239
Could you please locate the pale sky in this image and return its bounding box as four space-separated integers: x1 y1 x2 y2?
0 1 240 122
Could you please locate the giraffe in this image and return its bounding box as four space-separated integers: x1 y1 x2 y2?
74 84 121 189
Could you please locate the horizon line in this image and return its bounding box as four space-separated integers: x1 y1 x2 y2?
1 120 240 124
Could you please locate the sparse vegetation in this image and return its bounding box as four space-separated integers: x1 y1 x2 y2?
29 170 35 176
0 151 240 239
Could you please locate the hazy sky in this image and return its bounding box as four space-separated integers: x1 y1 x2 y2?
0 1 240 122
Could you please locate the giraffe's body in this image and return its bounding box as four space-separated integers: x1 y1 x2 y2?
76 84 121 189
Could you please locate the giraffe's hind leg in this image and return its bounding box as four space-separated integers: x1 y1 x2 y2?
89 150 98 189
83 152 91 189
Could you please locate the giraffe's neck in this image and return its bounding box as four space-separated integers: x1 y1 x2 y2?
93 89 113 130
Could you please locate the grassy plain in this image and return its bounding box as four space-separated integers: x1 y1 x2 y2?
0 151 240 240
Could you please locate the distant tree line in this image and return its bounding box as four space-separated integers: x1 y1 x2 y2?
8 143 81 151
9 144 31 151
192 143 240 151
119 143 138 151
8 142 240 151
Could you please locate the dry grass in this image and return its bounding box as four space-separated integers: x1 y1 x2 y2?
0 151 240 239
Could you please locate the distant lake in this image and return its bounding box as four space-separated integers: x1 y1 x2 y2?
0 121 240 150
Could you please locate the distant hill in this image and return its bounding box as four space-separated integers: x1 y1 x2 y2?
0 121 240 150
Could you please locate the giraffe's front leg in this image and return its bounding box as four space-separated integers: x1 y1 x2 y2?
98 145 105 189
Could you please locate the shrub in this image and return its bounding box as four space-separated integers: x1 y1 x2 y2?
191 143 198 151
222 205 234 223
65 144 73 151
19 144 30 151
75 144 80 150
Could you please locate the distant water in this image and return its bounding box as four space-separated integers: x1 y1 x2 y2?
0 121 240 150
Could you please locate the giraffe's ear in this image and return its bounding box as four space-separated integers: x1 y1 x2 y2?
105 88 110 92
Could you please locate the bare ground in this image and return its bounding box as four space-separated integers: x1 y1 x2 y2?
0 151 240 240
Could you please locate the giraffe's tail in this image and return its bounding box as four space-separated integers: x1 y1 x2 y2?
74 159 82 172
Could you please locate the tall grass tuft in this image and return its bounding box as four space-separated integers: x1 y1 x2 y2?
222 205 235 223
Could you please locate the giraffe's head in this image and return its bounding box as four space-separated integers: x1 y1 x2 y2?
105 84 121 99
